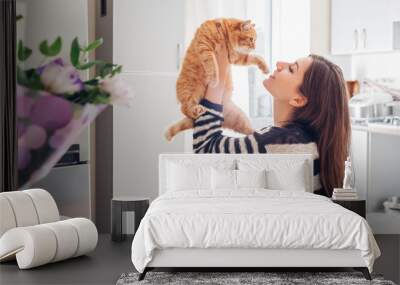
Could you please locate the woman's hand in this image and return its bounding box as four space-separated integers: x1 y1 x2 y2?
204 43 230 104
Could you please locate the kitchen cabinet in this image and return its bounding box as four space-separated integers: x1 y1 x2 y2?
331 0 400 54
368 132 400 214
352 126 400 235
114 0 185 73
331 0 362 54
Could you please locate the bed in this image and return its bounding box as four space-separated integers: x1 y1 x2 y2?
131 154 380 281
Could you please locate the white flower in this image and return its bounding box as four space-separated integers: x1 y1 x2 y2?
100 75 134 106
40 58 83 94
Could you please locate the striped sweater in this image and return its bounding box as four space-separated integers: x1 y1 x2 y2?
193 99 325 196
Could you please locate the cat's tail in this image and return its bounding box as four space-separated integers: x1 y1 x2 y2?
165 117 194 141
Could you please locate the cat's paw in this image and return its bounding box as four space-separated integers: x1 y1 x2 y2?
189 104 207 119
164 129 173 142
256 57 269 74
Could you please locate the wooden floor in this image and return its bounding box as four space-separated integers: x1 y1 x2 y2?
0 234 133 285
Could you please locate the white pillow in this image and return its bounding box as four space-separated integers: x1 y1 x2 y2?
167 162 212 191
236 169 268 189
211 168 237 190
266 167 306 191
237 158 308 191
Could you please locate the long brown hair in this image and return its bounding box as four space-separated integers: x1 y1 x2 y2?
291 54 351 197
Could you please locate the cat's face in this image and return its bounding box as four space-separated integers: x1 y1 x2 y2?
230 20 257 54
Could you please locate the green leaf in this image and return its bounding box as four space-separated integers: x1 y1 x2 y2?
111 65 122 77
90 90 111 104
70 37 80 67
17 66 44 90
96 63 122 78
65 87 111 105
71 37 105 70
93 96 110 104
77 60 105 70
67 91 84 103
84 79 99 86
39 37 62 57
17 66 27 84
81 38 103 52
17 40 32 62
97 63 114 77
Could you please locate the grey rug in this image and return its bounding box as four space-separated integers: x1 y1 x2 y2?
116 271 396 285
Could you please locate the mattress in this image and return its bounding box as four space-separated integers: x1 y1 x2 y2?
131 189 380 273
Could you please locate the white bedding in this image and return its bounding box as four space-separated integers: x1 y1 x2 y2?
131 189 380 273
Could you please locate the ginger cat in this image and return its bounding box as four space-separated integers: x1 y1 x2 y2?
165 18 269 141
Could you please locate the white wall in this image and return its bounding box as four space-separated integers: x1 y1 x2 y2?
350 52 400 80
271 0 310 63
113 0 186 199
112 73 186 199
310 0 330 55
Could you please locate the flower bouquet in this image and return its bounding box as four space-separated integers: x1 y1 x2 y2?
17 36 132 188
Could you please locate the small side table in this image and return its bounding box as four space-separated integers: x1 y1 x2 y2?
111 196 150 242
332 199 366 218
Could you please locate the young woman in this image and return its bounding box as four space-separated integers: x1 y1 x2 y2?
193 45 351 197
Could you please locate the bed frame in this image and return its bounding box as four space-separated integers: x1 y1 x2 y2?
138 154 372 281
140 248 371 280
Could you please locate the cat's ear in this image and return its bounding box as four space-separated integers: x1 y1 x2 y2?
241 20 253 31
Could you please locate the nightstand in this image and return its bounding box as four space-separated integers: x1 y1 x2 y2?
332 199 366 218
111 196 150 242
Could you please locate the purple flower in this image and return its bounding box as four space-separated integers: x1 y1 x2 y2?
39 58 83 94
19 124 47 150
17 86 35 118
30 94 73 130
